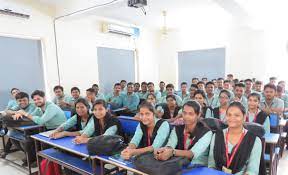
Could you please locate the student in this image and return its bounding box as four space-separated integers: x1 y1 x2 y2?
121 102 170 160
159 81 167 97
194 90 208 118
278 80 288 94
233 83 248 109
182 84 198 104
205 81 219 108
147 82 161 101
1 92 37 158
86 88 96 110
52 85 72 110
208 102 262 175
223 80 233 92
212 79 217 88
254 81 263 93
154 101 212 166
177 82 189 100
269 77 277 86
244 79 254 98
191 78 199 85
247 93 270 134
232 79 239 89
226 74 234 81
49 98 93 139
73 99 122 144
134 83 141 93
17 90 66 130
121 82 140 112
260 84 284 116
276 85 288 110
105 83 123 109
158 95 181 122
69 87 81 106
134 94 163 120
91 84 106 100
214 78 224 95
197 81 205 91
120 80 127 92
6 88 20 110
138 82 148 100
206 90 231 121
202 77 208 84
159 84 182 106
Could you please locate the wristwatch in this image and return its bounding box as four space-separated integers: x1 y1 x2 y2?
172 149 176 157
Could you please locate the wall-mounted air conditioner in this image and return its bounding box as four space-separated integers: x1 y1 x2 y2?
0 2 30 19
102 22 139 37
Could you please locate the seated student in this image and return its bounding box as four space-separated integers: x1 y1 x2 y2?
120 80 127 93
106 83 123 110
134 83 140 93
86 88 97 111
147 82 161 102
6 88 20 110
197 81 205 91
1 92 37 158
154 101 212 166
208 102 262 175
73 99 122 144
276 85 288 111
244 79 255 98
159 84 182 106
137 82 149 100
254 81 264 98
121 102 170 160
278 80 288 95
121 82 140 113
202 77 208 84
159 81 167 97
205 81 219 108
194 90 208 118
246 93 270 134
269 77 277 86
17 90 66 130
206 90 231 121
69 87 81 106
177 82 189 100
260 84 284 116
233 83 248 109
214 78 224 95
226 74 234 81
158 95 181 122
224 80 235 98
183 84 198 104
91 84 106 100
52 85 72 110
191 78 199 85
49 98 93 139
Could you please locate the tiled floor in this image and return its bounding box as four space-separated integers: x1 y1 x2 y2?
0 142 288 175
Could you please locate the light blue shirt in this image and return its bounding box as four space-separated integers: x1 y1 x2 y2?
176 91 190 100
105 93 123 109
130 118 170 149
247 110 270 134
159 94 183 106
205 94 219 108
6 99 18 110
121 93 140 111
58 114 90 135
81 117 118 137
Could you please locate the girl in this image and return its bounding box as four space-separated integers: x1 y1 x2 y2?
154 101 212 166
194 90 208 118
158 95 181 122
121 102 170 160
247 93 270 134
208 102 262 175
73 99 122 144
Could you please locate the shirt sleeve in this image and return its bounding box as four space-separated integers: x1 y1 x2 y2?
32 105 58 125
165 128 178 148
190 131 213 160
103 125 118 136
130 124 143 147
59 115 77 131
263 117 270 134
242 137 262 175
80 117 95 137
151 121 170 149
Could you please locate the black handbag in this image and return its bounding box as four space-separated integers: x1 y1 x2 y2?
87 135 127 156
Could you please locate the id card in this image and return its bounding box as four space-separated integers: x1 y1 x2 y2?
222 166 232 174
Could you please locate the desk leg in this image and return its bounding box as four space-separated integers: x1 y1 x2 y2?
34 140 41 175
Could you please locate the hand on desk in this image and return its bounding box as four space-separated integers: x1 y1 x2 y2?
73 136 89 144
12 113 23 120
154 147 173 161
121 148 136 160
50 131 66 139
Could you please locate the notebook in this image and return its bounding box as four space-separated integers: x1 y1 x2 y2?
39 130 56 138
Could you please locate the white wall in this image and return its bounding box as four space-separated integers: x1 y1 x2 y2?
0 0 57 98
55 16 160 94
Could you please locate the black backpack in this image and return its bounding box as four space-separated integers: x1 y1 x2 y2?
133 152 190 175
2 115 36 128
87 135 127 156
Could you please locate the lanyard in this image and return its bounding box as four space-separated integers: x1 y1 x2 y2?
147 128 151 146
225 130 246 168
246 110 260 122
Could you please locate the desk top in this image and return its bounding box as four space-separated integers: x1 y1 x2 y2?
264 133 280 144
15 125 44 131
31 134 89 157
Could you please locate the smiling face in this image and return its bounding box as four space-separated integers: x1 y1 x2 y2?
182 105 199 125
234 86 244 98
219 92 230 107
205 84 214 95
11 89 20 98
226 106 245 128
248 96 259 110
139 107 154 126
71 90 80 99
17 97 29 109
194 94 205 106
264 87 276 100
76 102 88 116
93 104 107 120
33 95 46 107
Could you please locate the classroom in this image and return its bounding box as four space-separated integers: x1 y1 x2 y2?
0 0 288 175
